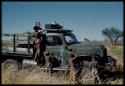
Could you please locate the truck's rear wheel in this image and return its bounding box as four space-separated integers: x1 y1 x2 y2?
2 59 19 72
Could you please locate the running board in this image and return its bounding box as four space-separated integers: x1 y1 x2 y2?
23 59 37 65
22 59 68 70
40 67 68 71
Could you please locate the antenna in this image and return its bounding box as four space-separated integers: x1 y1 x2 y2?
54 20 58 24
52 20 58 25
50 20 64 29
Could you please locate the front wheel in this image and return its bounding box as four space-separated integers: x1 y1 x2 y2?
79 67 101 84
79 67 91 84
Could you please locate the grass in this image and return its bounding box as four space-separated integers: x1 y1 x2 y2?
107 45 123 71
1 42 123 85
106 44 123 84
2 64 70 84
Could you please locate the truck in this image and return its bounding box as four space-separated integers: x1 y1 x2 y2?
2 22 116 84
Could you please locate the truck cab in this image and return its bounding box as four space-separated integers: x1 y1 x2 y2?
45 26 79 67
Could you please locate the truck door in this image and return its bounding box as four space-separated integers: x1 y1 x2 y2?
46 35 63 67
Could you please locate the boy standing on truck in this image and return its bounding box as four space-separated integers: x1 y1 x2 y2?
32 22 45 66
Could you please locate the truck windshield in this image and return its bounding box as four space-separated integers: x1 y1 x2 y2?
64 33 78 45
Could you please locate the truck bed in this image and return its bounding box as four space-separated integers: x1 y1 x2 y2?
2 51 33 62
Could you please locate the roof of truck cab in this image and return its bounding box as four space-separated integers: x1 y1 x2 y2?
45 29 72 33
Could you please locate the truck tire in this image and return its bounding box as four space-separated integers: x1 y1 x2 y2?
2 59 19 72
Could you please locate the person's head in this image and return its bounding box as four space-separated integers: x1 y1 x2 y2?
36 22 41 28
44 50 50 57
70 53 75 58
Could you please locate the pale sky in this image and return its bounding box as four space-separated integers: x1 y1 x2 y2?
2 2 123 41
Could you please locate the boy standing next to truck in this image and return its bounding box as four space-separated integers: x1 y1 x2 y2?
44 50 53 75
90 55 101 84
68 53 79 84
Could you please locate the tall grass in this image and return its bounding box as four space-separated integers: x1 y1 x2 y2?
2 42 123 85
105 44 123 84
2 64 70 84
107 45 123 71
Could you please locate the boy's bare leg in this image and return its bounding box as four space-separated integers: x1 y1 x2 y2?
34 51 38 61
37 48 40 59
35 47 41 63
69 70 73 84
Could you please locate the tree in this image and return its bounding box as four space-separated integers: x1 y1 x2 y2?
84 38 90 42
102 27 123 46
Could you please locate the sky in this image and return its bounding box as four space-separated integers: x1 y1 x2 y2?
2 2 123 41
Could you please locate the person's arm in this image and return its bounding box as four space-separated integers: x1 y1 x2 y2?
72 54 77 60
32 32 35 41
32 32 36 47
66 60 70 69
